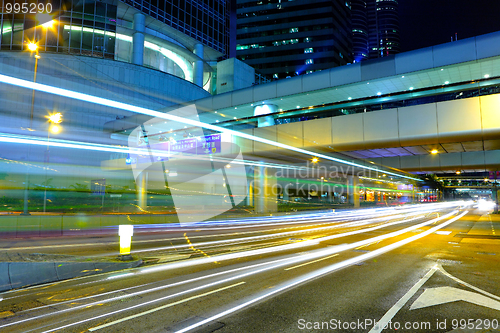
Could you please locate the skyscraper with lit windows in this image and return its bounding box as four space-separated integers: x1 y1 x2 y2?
352 0 400 60
236 0 352 80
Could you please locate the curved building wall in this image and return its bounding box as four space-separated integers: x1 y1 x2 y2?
0 52 210 134
0 0 215 90
351 0 369 62
367 0 400 58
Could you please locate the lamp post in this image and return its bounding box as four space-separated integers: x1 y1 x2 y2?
21 42 39 216
43 113 62 213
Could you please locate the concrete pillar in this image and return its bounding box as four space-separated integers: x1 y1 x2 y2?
193 43 204 87
254 166 278 213
132 13 145 66
348 175 360 208
283 183 290 202
137 171 147 210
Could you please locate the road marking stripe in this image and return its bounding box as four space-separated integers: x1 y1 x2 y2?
437 265 500 301
88 282 245 331
367 266 438 333
285 254 339 270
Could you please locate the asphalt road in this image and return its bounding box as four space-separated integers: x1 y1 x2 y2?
1 201 499 333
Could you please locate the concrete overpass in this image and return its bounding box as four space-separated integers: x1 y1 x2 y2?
108 30 500 175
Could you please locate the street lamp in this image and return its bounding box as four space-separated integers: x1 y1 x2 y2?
43 112 62 212
21 42 40 216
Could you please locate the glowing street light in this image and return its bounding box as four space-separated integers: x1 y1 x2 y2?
311 157 319 163
27 42 38 52
431 149 439 154
47 112 63 124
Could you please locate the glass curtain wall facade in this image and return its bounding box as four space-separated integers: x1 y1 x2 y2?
236 0 352 80
351 0 368 62
0 0 225 88
0 0 117 58
124 0 231 56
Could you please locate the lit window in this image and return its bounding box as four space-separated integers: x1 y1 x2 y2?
273 73 279 79
289 27 298 33
305 59 314 65
304 47 313 53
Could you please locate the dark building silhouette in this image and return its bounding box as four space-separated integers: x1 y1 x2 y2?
236 0 352 79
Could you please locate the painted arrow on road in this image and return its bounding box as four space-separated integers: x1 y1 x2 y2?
410 286 500 311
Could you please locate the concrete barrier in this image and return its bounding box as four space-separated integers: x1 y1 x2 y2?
0 214 177 237
0 259 142 292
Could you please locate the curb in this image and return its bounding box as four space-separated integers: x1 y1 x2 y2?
0 259 142 292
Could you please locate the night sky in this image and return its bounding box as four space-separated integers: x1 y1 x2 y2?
399 0 500 52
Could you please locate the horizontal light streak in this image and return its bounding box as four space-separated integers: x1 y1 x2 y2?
174 210 469 333
284 253 339 271
0 74 420 181
5 206 466 331
88 282 246 331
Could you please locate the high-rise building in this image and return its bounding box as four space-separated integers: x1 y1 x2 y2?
351 0 369 62
352 0 400 61
366 0 400 59
236 0 352 80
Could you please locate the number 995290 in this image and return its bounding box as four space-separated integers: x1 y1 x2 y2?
3 1 53 14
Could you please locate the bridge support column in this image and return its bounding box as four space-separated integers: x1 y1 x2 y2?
132 13 145 66
254 166 277 213
348 175 360 208
193 43 204 87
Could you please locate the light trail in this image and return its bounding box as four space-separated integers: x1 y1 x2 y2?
0 208 459 329
173 211 469 333
0 73 420 181
4 208 467 332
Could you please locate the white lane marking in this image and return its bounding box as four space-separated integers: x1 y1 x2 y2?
0 257 294 329
438 265 500 301
410 286 500 311
367 266 438 333
435 231 452 235
284 254 339 271
88 282 246 331
39 279 246 333
173 211 468 333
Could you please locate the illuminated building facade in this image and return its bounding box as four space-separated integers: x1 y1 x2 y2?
0 0 233 89
352 0 400 61
235 0 353 79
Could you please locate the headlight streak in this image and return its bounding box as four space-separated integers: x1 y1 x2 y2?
139 210 458 275
44 209 466 333
0 213 413 324
0 204 445 254
0 74 420 181
1 207 460 330
173 210 469 333
128 212 420 255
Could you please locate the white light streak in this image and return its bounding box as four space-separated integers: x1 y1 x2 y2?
0 74 420 181
174 211 469 333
